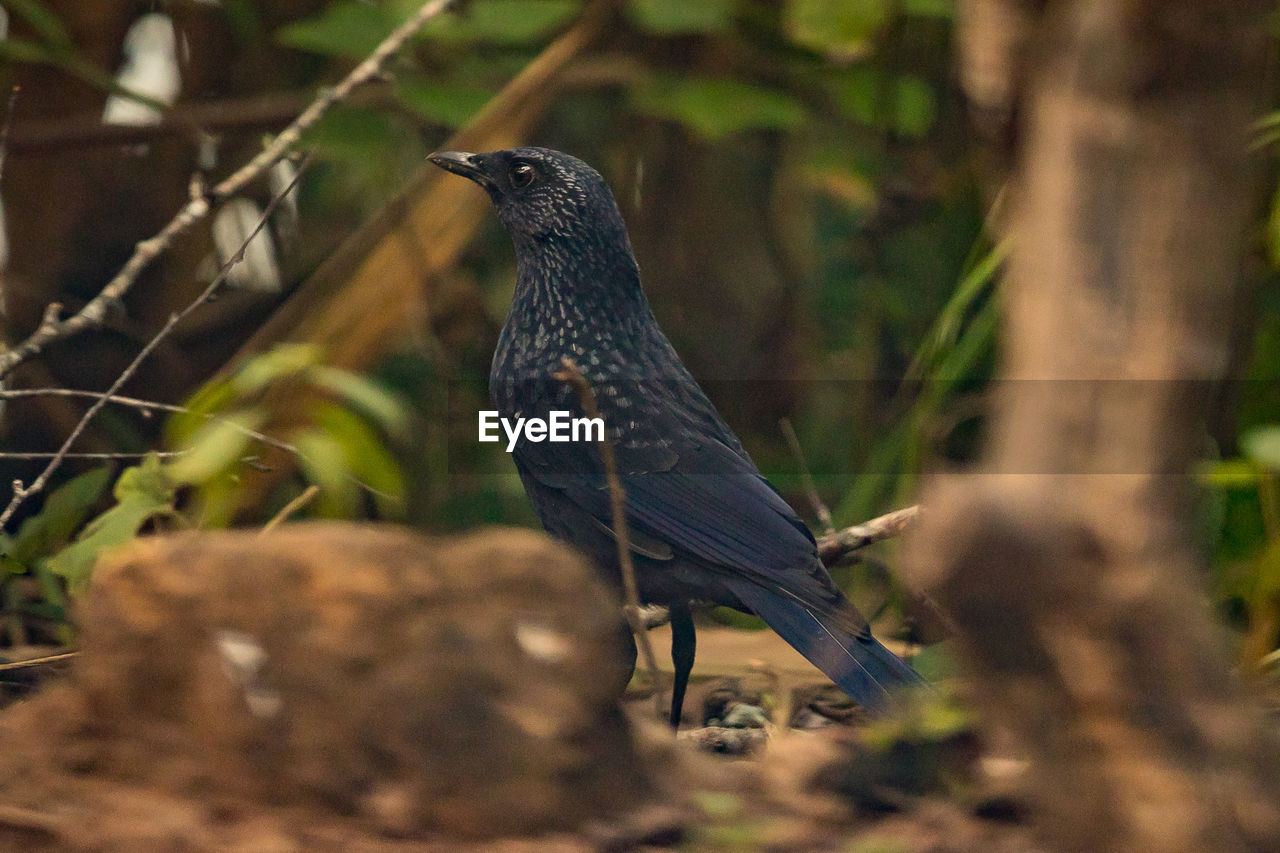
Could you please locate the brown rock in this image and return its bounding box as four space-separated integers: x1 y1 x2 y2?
67 523 651 839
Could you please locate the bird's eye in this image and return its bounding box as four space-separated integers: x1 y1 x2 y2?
509 163 536 188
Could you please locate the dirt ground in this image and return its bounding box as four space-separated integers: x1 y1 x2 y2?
0 524 1036 851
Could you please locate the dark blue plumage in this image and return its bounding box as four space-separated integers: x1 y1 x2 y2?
429 147 927 721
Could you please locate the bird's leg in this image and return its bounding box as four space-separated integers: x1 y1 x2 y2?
669 601 696 728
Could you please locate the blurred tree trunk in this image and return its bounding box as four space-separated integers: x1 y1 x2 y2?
908 1 1280 851
625 128 807 446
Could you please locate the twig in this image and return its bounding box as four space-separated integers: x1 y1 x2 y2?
259 485 320 536
553 358 662 691
0 156 313 529
0 0 456 380
6 87 390 155
0 387 300 458
815 504 921 567
0 650 78 672
779 417 834 536
0 451 183 460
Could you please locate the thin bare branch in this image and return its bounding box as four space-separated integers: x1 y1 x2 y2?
554 357 663 693
0 451 182 460
0 0 455 380
0 387 188 413
779 416 834 536
0 386 303 458
0 651 78 673
259 485 321 536
815 504 921 567
0 156 313 528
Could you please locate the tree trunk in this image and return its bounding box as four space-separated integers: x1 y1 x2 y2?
907 1 1280 850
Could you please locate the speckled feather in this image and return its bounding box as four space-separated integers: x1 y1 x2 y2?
432 146 927 713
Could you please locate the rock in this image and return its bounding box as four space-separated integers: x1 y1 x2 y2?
68 523 654 839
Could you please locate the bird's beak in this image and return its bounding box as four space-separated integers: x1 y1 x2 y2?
428 150 493 189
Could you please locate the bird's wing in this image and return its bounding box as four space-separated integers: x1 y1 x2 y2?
621 441 869 637
515 410 868 637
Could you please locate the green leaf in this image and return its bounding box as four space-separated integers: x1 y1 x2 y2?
1243 426 1280 471
233 343 324 397
1196 458 1260 489
830 69 937 138
218 0 266 44
277 2 397 59
0 37 63 65
292 427 358 518
394 78 493 128
113 453 177 506
786 0 888 56
1 553 27 576
165 410 266 486
632 78 806 141
1267 181 1280 269
48 456 177 593
901 0 953 18
166 376 237 449
628 0 737 34
303 105 402 174
309 402 407 517
8 466 112 564
425 0 581 45
307 365 410 438
4 0 74 49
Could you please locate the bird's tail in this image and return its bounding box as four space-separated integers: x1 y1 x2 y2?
726 580 928 715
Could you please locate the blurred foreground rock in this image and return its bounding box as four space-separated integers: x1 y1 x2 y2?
0 524 685 849
0 522 1041 852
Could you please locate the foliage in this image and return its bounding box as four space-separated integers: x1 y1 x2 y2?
3 0 1280 673
0 346 408 639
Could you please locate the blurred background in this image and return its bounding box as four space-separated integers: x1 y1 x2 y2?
0 0 1276 664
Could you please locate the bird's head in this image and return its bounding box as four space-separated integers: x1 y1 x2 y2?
428 147 630 249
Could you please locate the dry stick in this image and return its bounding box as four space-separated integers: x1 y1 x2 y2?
7 87 388 155
553 358 662 693
0 388 303 459
815 504 921 567
0 650 78 673
779 416 835 536
259 485 321 536
0 156 314 529
0 451 183 460
0 0 456 380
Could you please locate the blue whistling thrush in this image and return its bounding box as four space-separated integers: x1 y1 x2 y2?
429 147 927 725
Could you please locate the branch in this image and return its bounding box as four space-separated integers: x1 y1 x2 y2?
0 0 455 380
0 451 182 460
0 386 305 458
0 156 313 528
779 416 834 536
815 504 921 567
553 358 662 692
6 88 390 155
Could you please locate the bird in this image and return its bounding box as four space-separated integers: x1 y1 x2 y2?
429 146 928 725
